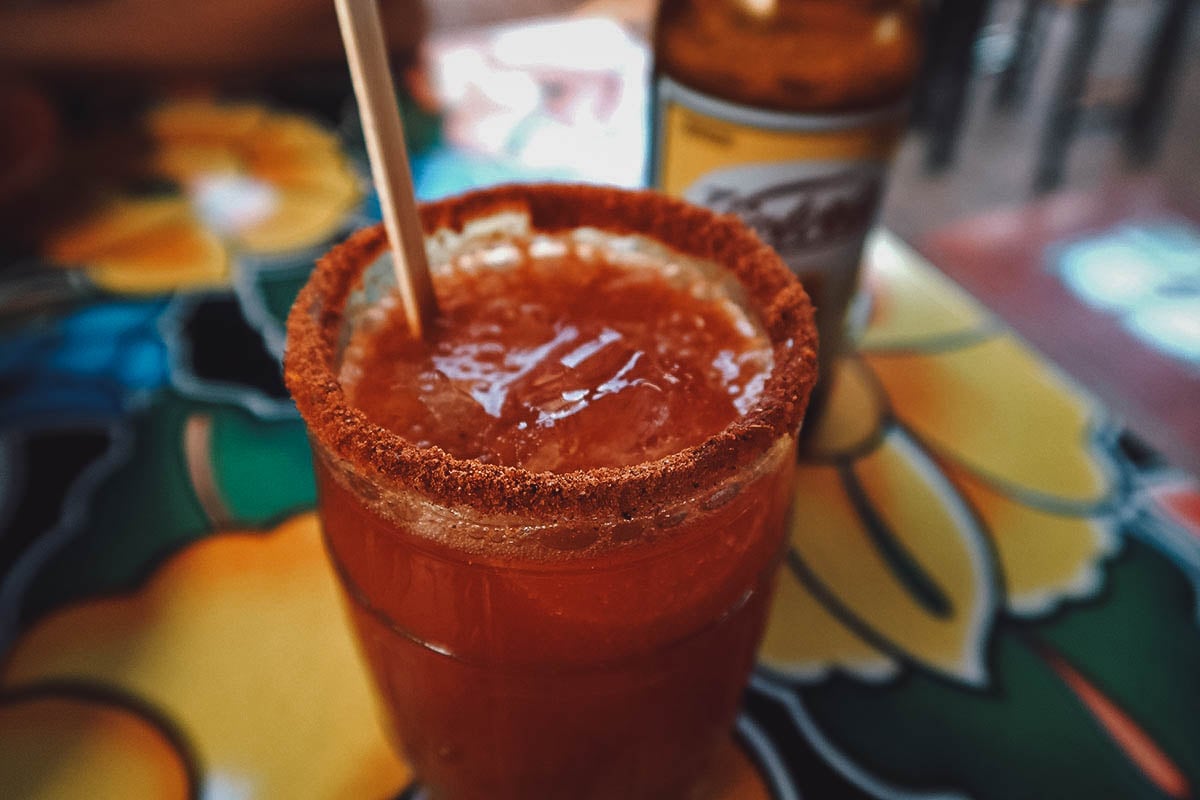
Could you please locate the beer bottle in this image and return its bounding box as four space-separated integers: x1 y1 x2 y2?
649 0 922 412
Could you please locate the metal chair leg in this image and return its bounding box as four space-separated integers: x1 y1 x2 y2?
924 0 994 172
995 0 1044 110
1034 0 1112 193
1123 0 1195 166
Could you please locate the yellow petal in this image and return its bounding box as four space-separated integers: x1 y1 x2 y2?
226 113 359 253
248 116 342 160
44 198 190 264
87 219 229 294
760 519 898 681
789 429 997 685
148 101 267 148
152 143 242 183
235 187 356 254
799 355 886 459
44 198 229 294
2 514 411 799
947 462 1119 616
248 147 360 196
0 693 190 799
858 231 991 350
866 336 1114 510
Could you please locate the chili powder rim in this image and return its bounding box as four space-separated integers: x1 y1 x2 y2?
285 183 818 518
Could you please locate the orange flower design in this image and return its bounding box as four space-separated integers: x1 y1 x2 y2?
2 514 409 798
44 102 361 295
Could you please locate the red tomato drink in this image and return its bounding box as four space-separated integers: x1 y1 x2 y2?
286 184 817 800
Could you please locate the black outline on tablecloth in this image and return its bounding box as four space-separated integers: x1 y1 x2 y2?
779 424 1004 690
0 417 134 652
157 291 298 422
0 680 202 799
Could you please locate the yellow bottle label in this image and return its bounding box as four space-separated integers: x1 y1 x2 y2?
651 76 906 359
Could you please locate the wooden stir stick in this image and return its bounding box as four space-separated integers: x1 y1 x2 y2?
334 0 438 338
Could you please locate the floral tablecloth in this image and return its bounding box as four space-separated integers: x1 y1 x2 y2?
2 20 1199 800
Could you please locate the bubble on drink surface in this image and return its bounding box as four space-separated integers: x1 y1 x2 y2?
654 510 689 532
702 482 742 511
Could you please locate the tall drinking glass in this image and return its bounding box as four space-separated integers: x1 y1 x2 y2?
285 184 818 799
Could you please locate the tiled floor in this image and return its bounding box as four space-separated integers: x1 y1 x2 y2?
885 0 1200 242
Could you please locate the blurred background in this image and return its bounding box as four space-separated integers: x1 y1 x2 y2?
2 0 1197 242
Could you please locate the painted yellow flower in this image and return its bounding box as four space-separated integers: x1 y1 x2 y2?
0 690 192 799
44 197 227 296
0 513 774 799
760 233 1120 686
44 101 361 295
1 514 409 799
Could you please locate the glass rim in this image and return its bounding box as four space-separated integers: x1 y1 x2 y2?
284 183 818 519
